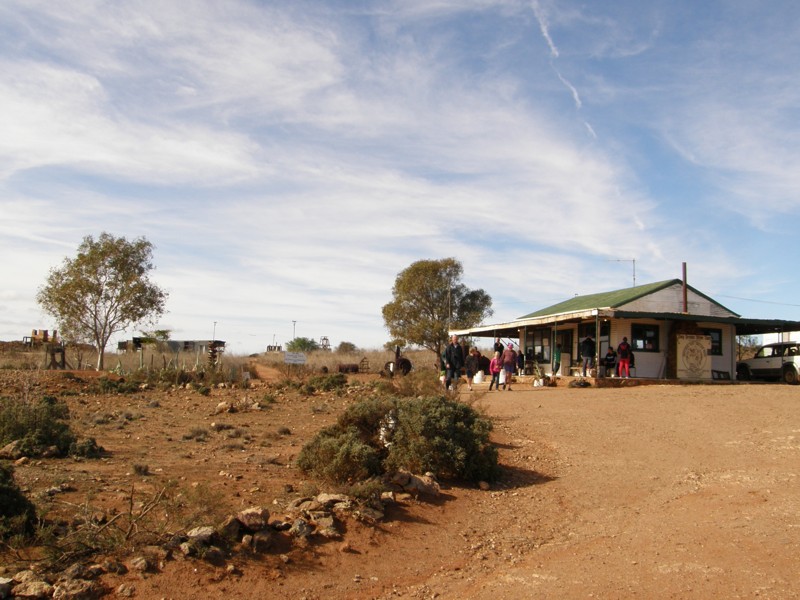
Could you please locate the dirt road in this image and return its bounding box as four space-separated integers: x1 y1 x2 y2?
436 383 800 599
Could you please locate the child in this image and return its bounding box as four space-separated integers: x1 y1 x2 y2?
488 351 502 391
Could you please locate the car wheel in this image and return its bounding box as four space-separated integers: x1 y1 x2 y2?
736 365 751 381
783 367 798 385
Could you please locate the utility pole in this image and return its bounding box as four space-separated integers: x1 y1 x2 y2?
292 321 297 339
212 321 217 342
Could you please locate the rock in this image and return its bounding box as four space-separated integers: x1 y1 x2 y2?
478 480 491 491
11 580 53 599
315 493 349 507
202 546 225 565
252 530 273 551
12 571 37 584
289 518 312 538
41 445 60 458
116 583 135 597
390 470 440 497
355 507 384 522
214 402 231 415
0 578 12 599
178 542 195 557
186 525 216 543
0 440 24 460
14 456 29 466
217 515 241 540
52 578 104 599
235 507 270 532
99 560 127 575
128 556 150 573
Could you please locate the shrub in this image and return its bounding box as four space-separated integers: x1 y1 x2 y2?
297 395 498 484
307 372 348 392
0 463 36 539
296 425 382 482
387 396 499 482
182 427 209 442
69 437 104 458
0 396 76 457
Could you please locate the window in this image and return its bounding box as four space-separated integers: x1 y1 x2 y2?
703 329 723 356
631 324 659 352
529 328 551 362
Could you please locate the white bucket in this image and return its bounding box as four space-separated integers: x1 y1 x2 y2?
474 370 484 383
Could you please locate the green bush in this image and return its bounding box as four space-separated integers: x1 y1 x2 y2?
297 395 498 484
307 372 348 392
386 396 498 482
0 396 76 457
296 425 382 482
0 463 36 539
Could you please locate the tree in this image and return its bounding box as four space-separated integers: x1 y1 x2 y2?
336 341 357 353
382 258 492 360
37 233 168 370
286 337 319 352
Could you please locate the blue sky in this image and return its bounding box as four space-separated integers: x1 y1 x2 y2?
2 0 799 355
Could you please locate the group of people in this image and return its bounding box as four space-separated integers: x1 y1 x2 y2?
580 334 635 378
444 333 636 390
442 335 520 391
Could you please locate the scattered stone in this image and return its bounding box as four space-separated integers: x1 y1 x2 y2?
128 556 150 573
252 530 273 551
202 546 225 565
52 578 104 599
0 440 25 460
11 571 37 584
11 580 53 599
389 470 440 498
315 493 349 507
14 456 29 466
100 560 127 576
0 578 12 599
186 526 216 544
478 481 491 491
116 583 135 597
355 507 384 522
235 506 270 532
289 518 312 538
217 515 241 540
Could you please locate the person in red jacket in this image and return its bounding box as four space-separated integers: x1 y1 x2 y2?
617 337 632 378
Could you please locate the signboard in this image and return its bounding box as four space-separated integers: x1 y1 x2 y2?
284 352 307 365
676 334 711 380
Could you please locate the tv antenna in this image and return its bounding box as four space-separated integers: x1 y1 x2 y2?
607 258 636 287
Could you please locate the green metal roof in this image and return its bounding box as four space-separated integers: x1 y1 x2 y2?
517 279 735 319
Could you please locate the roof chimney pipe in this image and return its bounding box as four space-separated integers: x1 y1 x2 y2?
682 262 688 313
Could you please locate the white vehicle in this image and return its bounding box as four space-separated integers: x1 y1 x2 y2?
736 342 800 384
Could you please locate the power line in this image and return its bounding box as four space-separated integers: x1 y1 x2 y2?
717 295 800 308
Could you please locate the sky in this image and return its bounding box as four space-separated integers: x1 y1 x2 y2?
2 0 799 356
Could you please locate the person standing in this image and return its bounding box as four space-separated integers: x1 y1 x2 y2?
501 343 517 390
488 351 502 391
552 342 562 377
617 336 632 378
444 335 464 390
464 347 480 391
494 337 504 357
603 345 617 377
580 335 596 377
